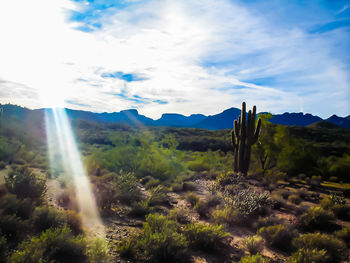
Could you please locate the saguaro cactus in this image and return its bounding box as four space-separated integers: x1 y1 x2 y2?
231 102 261 176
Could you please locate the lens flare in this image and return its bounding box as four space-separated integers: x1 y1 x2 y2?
45 108 104 237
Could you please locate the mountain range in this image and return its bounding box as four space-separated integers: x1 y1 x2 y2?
1 104 350 130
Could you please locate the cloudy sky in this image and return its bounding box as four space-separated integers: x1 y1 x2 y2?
0 0 349 119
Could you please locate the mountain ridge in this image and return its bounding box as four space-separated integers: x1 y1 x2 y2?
1 103 349 130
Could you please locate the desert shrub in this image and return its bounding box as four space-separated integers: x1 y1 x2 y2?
187 160 210 172
65 210 83 235
169 208 191 224
185 192 199 207
212 207 246 227
149 185 169 206
184 222 229 251
86 238 110 263
92 175 119 211
258 224 297 251
0 161 6 169
224 188 273 216
145 178 160 189
5 166 46 203
299 206 336 232
216 172 239 186
238 253 270 263
194 200 210 218
334 227 350 244
183 181 196 191
116 238 136 259
243 235 264 255
206 194 221 207
320 194 350 220
117 213 189 262
32 206 64 232
129 200 150 218
289 248 327 263
0 193 34 219
288 194 301 205
117 171 141 203
252 216 283 231
292 233 347 263
9 227 87 263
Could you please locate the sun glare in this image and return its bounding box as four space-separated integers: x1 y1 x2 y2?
44 107 105 237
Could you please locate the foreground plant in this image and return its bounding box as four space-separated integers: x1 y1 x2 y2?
231 102 261 176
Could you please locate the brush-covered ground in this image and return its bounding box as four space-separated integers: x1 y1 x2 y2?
0 112 349 262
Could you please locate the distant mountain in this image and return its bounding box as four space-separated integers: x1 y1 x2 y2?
1 103 349 130
194 108 241 130
326 115 350 129
269 112 322 126
66 108 154 126
155 113 206 127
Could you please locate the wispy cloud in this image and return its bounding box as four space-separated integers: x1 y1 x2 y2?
0 0 349 118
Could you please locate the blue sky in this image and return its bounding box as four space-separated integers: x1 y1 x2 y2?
0 0 349 118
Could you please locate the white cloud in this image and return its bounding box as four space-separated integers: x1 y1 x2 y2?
0 0 348 118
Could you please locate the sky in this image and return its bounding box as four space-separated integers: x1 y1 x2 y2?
0 0 349 119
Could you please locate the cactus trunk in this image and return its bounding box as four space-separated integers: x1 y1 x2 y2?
231 102 261 176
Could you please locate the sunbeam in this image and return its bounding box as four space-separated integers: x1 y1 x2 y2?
45 107 104 237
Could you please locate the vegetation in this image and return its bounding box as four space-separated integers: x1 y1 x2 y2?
1 104 350 262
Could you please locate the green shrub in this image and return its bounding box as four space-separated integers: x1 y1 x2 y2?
292 233 347 263
9 227 87 263
184 222 229 251
55 211 80 236
32 206 64 232
225 188 273 216
116 238 136 259
5 167 46 203
299 206 336 232
238 253 270 263
116 171 140 203
289 248 327 263
149 185 169 206
0 193 34 219
258 224 297 251
117 214 188 262
188 160 210 172
252 216 282 231
86 238 110 263
145 178 160 189
129 200 150 218
243 235 264 255
169 208 191 224
185 192 199 207
212 207 246 227
194 200 210 218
